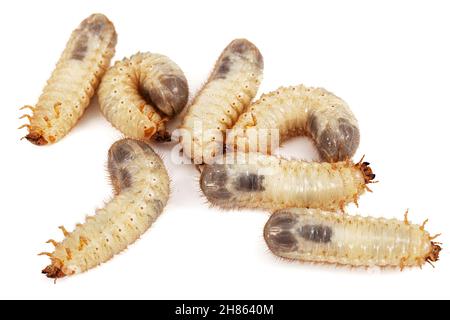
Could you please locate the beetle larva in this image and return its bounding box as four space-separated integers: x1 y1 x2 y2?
98 53 189 141
228 85 359 162
40 139 170 278
179 38 264 164
200 153 375 211
19 13 117 145
264 208 442 269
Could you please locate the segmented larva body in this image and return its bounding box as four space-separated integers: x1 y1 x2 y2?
40 139 170 278
264 208 442 268
228 85 359 162
98 53 189 141
200 153 375 211
20 13 117 145
179 39 264 164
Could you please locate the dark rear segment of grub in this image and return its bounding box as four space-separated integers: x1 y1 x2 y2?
108 141 134 165
336 117 360 159
160 75 189 115
200 164 232 201
71 34 89 60
307 113 320 139
229 38 264 69
117 168 132 190
307 113 360 162
87 19 104 35
135 140 158 156
266 212 297 230
108 139 162 193
212 56 232 80
73 13 117 60
264 212 298 253
211 38 263 81
267 231 298 252
108 140 136 193
140 74 189 117
79 13 108 35
298 224 332 243
234 173 265 192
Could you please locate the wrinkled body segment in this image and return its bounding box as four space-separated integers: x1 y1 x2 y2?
200 153 375 211
98 53 188 141
41 139 170 278
179 39 264 164
228 85 359 162
264 208 441 268
21 13 117 145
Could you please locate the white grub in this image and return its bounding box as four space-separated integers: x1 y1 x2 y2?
40 139 170 279
20 13 117 145
200 153 375 212
264 208 442 269
228 85 359 162
179 39 264 164
98 53 188 141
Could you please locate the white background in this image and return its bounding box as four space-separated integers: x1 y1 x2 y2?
1 0 449 299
